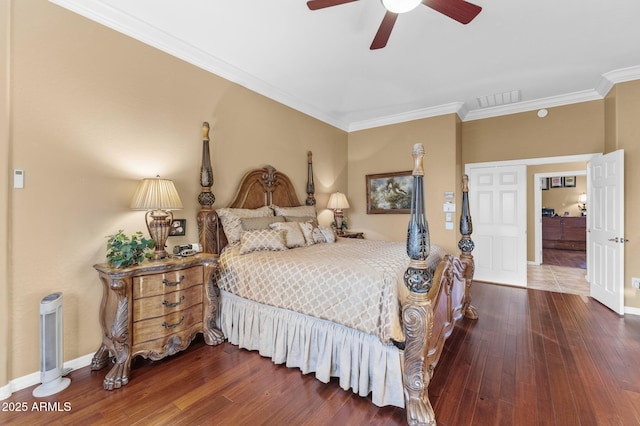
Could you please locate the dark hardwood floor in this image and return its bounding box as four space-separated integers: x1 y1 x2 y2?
3 282 639 425
543 248 586 269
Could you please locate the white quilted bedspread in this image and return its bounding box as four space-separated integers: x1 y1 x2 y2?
216 238 445 343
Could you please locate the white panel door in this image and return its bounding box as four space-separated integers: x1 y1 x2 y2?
588 150 625 314
468 165 527 286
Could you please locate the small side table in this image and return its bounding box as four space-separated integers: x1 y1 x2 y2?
340 231 365 239
92 253 224 390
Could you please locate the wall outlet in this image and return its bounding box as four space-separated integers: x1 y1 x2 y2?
632 278 640 289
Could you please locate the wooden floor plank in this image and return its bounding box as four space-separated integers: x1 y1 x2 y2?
2 282 640 426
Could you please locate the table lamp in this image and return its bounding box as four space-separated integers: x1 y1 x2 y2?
131 176 183 260
327 192 350 235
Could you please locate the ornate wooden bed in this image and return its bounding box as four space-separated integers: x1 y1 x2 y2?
196 123 478 425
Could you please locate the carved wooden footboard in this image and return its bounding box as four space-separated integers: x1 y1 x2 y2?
195 123 477 425
402 144 477 425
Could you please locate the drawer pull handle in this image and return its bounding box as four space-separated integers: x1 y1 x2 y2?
162 316 185 329
162 296 185 308
162 275 185 287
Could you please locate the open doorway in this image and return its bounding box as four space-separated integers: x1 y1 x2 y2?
531 168 588 296
533 169 587 267
466 154 597 295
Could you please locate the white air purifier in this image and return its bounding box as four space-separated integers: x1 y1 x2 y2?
33 292 71 397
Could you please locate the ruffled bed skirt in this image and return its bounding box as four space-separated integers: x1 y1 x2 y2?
218 290 405 408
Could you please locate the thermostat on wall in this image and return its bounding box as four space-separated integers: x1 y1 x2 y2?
14 169 24 189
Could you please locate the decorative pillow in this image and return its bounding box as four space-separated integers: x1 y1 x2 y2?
299 221 326 245
318 225 337 243
240 215 285 231
269 222 307 248
216 206 273 245
239 229 288 255
272 205 317 219
284 216 319 225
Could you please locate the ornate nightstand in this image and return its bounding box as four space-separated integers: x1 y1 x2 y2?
340 231 364 239
91 253 224 390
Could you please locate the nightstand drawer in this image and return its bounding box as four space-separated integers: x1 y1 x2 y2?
134 285 203 321
133 304 203 345
133 266 203 299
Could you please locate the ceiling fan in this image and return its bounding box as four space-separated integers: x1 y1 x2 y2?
307 0 482 50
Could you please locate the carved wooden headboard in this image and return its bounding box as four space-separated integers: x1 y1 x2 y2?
196 122 315 254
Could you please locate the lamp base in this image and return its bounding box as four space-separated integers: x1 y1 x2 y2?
334 209 344 236
146 210 173 260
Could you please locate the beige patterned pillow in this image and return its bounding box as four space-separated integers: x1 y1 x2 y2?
272 205 317 219
318 225 337 243
239 229 288 255
299 221 326 245
216 206 273 245
240 215 285 231
269 222 307 248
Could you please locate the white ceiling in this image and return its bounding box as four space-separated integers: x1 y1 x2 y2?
51 0 640 131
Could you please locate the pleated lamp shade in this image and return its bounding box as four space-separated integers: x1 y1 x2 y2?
130 176 183 260
327 192 350 210
130 176 183 211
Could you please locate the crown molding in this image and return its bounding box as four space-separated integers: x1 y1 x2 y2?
46 1 640 132
347 102 465 132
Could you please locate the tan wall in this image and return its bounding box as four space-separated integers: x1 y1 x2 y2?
4 0 347 382
1 0 11 392
606 80 640 309
347 114 462 254
462 101 604 164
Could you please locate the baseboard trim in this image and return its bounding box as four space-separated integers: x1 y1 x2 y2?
0 353 93 400
624 306 640 316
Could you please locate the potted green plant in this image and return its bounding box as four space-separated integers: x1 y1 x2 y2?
106 230 155 268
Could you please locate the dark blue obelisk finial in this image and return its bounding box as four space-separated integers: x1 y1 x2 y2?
404 143 432 293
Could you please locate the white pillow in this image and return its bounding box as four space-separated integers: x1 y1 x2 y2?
269 222 307 248
216 206 273 245
272 205 317 219
239 229 288 255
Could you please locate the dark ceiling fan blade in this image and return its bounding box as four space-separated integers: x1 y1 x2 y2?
307 0 358 10
422 0 481 24
370 12 398 50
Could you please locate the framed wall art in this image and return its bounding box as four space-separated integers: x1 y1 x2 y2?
366 171 413 214
550 177 563 188
169 219 186 236
563 176 576 187
540 177 549 190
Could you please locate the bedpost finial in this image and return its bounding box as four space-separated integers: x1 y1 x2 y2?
462 174 469 192
412 143 425 177
307 151 313 164
202 122 210 142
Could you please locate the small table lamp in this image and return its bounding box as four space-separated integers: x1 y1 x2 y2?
131 176 183 260
578 193 587 216
327 192 350 235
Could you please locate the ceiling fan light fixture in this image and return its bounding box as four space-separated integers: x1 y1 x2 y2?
381 0 421 14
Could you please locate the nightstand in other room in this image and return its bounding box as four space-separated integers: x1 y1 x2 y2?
91 253 224 390
340 231 364 239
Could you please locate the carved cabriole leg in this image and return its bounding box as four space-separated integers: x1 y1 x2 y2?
202 261 225 345
92 275 112 371
102 278 131 390
90 344 110 371
402 291 436 426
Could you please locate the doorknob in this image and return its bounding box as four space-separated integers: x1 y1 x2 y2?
608 237 619 242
